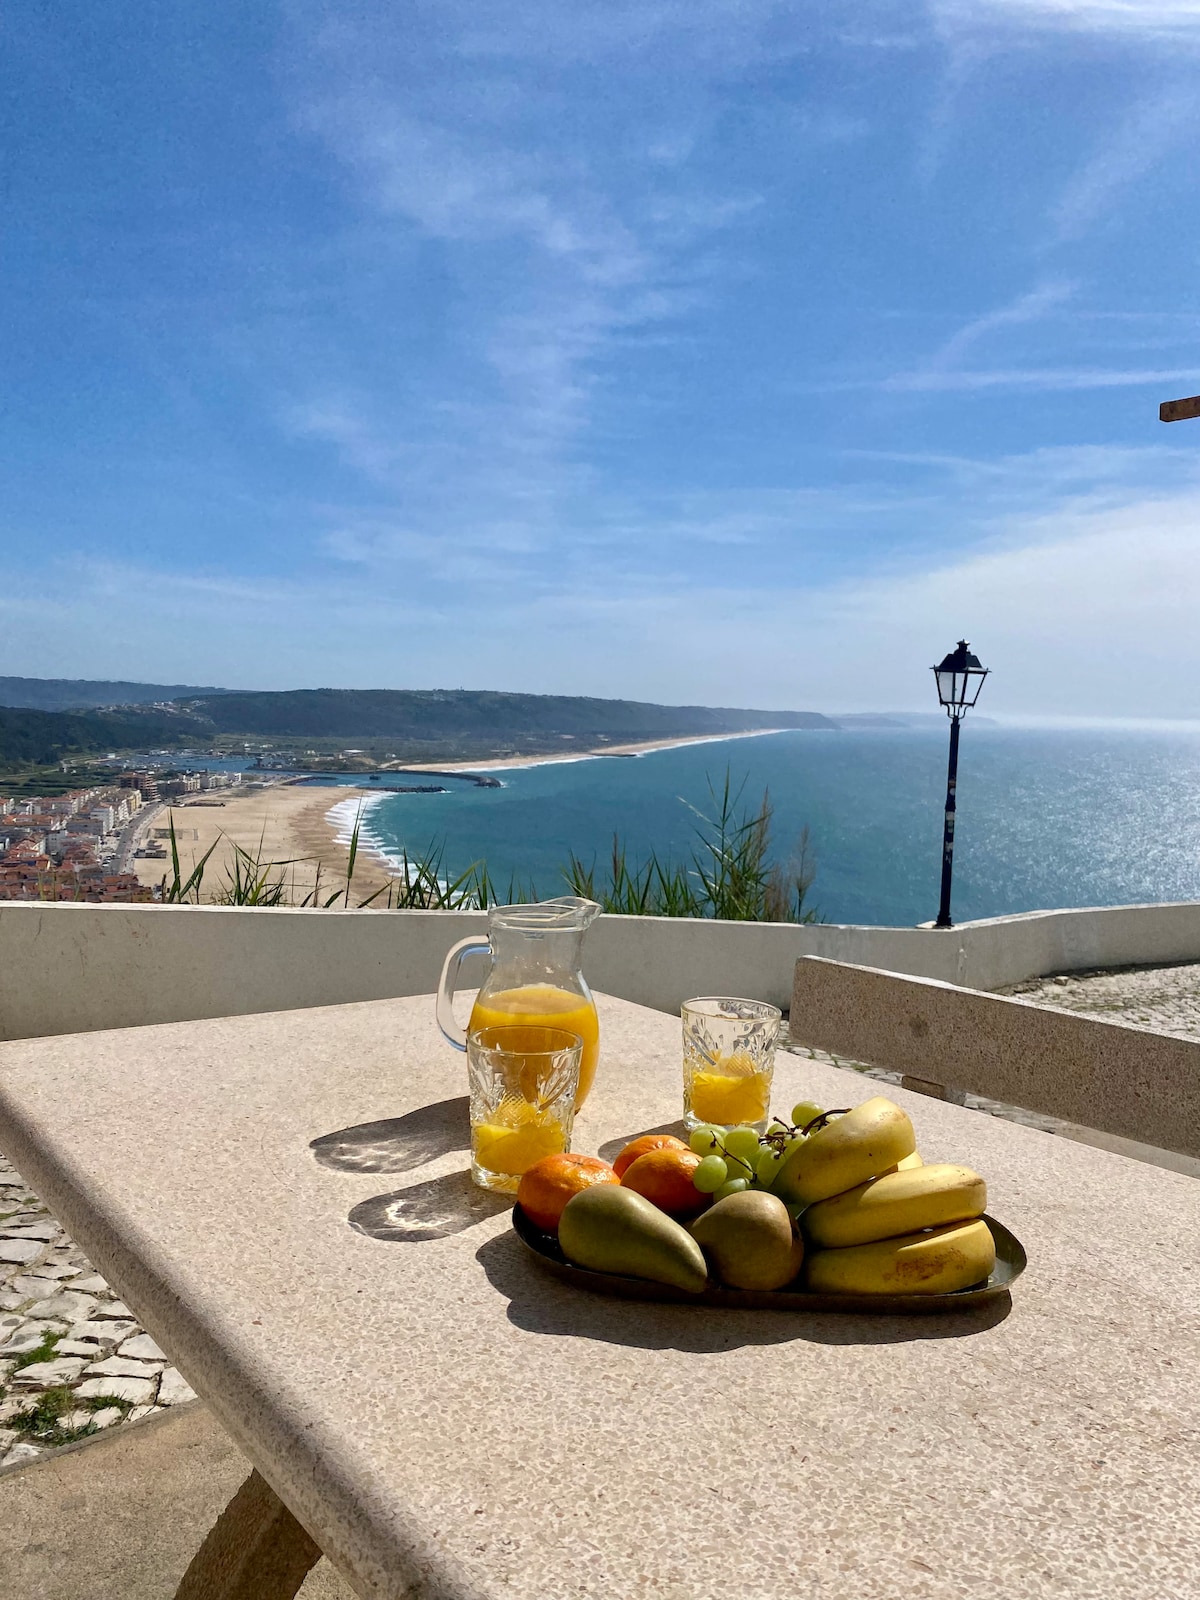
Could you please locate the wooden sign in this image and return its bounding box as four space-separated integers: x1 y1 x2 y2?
1160 395 1200 422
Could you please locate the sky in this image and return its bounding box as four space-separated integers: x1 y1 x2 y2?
3 0 1200 717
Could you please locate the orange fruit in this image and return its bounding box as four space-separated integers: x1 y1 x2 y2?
612 1132 688 1180
517 1153 620 1232
620 1147 708 1220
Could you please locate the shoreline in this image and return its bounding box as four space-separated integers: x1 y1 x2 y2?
129 728 801 902
329 727 803 883
399 726 798 775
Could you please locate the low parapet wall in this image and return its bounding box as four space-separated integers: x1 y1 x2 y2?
790 955 1200 1160
4 898 1200 1043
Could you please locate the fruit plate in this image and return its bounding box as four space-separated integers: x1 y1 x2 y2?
511 1205 1025 1315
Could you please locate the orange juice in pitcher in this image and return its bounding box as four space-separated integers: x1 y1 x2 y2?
437 898 602 1108
468 984 600 1107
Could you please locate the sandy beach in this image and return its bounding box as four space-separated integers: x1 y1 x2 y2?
128 730 791 904
401 727 792 773
129 783 394 905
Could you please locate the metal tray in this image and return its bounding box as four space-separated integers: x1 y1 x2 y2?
512 1204 1025 1315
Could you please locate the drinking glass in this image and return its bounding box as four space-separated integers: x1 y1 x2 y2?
467 1024 583 1192
681 997 782 1134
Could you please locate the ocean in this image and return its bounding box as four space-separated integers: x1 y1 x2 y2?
323 726 1200 928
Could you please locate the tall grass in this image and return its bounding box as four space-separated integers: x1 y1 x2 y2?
157 769 819 923
564 770 818 922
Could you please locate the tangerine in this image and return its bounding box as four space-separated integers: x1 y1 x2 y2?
620 1147 709 1220
517 1153 620 1232
612 1132 688 1179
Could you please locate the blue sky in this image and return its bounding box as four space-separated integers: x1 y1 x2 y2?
3 0 1200 715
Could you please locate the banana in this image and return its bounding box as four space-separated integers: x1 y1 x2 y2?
805 1217 996 1296
773 1096 916 1206
879 1150 924 1176
803 1162 986 1249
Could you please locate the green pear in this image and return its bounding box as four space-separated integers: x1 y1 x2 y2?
689 1190 804 1291
558 1185 708 1292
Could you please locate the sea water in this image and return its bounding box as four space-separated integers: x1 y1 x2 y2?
328 725 1200 928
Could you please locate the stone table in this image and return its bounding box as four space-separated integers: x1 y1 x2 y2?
0 993 1197 1599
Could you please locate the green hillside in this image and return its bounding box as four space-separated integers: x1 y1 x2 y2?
0 676 229 711
185 688 834 742
0 683 835 772
0 707 209 766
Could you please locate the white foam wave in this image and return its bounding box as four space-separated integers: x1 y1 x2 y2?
325 793 386 847
324 791 432 877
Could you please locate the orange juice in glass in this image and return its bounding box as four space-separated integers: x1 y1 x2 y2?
682 997 781 1134
467 1024 583 1191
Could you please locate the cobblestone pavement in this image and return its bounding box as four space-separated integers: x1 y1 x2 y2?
1000 961 1200 1041
0 1152 196 1473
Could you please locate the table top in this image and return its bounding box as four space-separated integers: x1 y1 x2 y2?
1 992 1198 1600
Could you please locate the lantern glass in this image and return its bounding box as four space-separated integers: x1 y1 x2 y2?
935 669 958 706
932 642 988 714
960 670 986 708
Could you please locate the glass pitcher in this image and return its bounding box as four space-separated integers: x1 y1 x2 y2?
437 896 602 1108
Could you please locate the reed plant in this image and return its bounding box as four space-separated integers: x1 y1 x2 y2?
564 769 818 923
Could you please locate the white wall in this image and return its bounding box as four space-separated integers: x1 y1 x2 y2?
5 899 1200 1043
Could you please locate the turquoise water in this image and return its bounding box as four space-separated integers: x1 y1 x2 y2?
334 727 1200 928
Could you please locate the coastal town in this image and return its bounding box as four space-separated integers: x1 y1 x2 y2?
0 772 243 902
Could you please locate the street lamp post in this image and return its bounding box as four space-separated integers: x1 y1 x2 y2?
931 640 989 930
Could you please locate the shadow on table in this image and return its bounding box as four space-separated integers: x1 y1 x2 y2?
350 1170 511 1243
310 1097 470 1174
474 1231 1011 1351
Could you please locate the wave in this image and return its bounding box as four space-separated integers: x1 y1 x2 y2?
323 790 442 878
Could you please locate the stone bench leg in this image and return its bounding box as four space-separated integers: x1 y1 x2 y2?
174 1468 322 1600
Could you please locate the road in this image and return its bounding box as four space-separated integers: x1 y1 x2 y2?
111 800 166 874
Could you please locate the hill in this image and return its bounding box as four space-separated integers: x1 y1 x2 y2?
181 688 835 743
0 706 209 766
0 676 229 712
0 683 836 770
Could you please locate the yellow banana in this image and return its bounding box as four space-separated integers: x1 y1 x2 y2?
803 1162 986 1249
774 1096 916 1206
805 1218 996 1296
880 1150 924 1175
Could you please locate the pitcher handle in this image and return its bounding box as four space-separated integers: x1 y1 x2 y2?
436 935 491 1051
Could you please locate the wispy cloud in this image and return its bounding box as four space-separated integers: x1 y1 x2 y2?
925 281 1077 371
276 4 777 563
866 279 1199 395
1050 88 1200 241
882 365 1199 392
15 470 1200 715
930 0 1200 44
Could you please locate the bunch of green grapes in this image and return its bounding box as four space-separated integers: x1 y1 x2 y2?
688 1102 826 1206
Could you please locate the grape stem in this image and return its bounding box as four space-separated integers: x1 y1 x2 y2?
761 1109 849 1147
803 1109 849 1136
